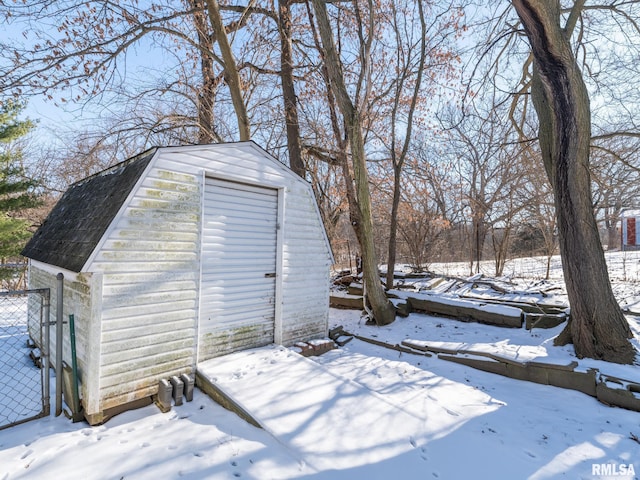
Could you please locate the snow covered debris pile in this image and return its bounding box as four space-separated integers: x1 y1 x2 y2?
331 272 569 329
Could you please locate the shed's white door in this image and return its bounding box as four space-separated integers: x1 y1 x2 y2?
198 178 278 361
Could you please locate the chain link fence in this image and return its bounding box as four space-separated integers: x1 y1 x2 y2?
0 289 50 430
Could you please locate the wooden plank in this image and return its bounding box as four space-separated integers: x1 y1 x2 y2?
330 294 363 309
407 295 523 328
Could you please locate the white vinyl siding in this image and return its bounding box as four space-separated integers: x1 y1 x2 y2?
280 185 331 343
90 167 201 410
26 264 102 413
198 178 278 361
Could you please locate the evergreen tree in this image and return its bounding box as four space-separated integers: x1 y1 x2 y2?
0 101 41 275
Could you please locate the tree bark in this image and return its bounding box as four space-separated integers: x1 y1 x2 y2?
190 0 219 144
385 170 402 288
207 0 251 141
512 0 635 363
471 216 486 274
278 0 305 177
311 0 395 326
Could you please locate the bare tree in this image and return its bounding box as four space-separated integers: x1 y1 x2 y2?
206 0 250 140
518 141 558 279
511 0 634 363
310 0 396 325
188 0 223 144
438 100 528 275
277 0 305 176
0 2 277 144
393 174 450 271
380 0 461 288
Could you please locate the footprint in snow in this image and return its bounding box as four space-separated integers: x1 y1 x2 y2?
443 407 460 417
20 449 33 460
420 446 428 461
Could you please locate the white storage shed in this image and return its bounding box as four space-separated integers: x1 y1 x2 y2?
22 142 333 424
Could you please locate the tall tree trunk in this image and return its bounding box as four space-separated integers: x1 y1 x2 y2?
278 0 305 177
385 169 401 288
311 0 395 326
190 0 219 144
492 224 512 277
207 0 251 141
512 0 634 363
471 216 486 274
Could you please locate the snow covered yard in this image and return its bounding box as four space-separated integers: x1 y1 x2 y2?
1 308 639 479
0 386 307 480
324 309 640 479
1 251 640 479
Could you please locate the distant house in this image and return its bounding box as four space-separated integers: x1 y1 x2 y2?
22 142 333 425
621 209 640 251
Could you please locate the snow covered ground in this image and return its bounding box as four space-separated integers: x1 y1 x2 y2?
1 252 640 479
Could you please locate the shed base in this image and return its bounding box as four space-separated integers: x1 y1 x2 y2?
84 396 153 426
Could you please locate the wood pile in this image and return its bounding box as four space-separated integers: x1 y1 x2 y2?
330 272 569 330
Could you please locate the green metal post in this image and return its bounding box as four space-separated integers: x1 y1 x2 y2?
68 314 82 420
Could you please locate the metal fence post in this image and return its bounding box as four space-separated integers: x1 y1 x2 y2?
55 273 64 417
42 289 51 417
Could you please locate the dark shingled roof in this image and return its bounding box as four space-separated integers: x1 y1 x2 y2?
22 149 156 272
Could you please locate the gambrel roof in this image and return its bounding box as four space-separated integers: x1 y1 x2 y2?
22 149 155 272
